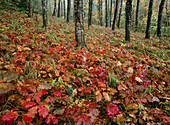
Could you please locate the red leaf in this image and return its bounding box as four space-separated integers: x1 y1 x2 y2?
0 112 19 124
23 113 32 124
45 114 58 124
81 114 89 122
35 89 48 103
22 101 37 108
38 105 49 118
84 101 91 105
11 108 19 111
107 104 119 118
53 91 62 96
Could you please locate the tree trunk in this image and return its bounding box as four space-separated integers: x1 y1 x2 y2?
42 0 48 29
58 0 61 17
112 0 119 30
117 0 123 28
135 0 140 31
101 0 103 26
157 0 165 37
28 0 33 17
145 0 154 39
110 0 113 27
74 0 86 48
64 0 66 18
105 0 108 27
52 0 57 16
88 0 93 28
125 0 132 41
98 0 101 25
67 0 71 22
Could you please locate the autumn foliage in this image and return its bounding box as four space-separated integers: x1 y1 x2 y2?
0 5 169 125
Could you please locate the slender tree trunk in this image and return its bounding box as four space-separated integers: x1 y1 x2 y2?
74 0 86 48
145 0 154 39
125 0 132 41
61 0 63 17
101 0 103 26
157 0 165 37
105 0 108 27
67 0 71 22
52 0 57 16
28 0 33 17
135 0 140 31
64 0 66 18
117 0 123 28
110 0 113 27
58 0 61 17
112 0 119 30
98 0 101 25
165 0 169 26
88 0 93 28
42 0 48 29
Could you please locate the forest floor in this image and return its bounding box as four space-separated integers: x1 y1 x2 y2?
0 4 169 125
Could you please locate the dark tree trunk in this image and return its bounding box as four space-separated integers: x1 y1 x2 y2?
110 0 113 27
105 0 108 27
135 0 140 31
157 0 165 37
74 0 86 48
52 0 57 16
67 0 71 22
64 0 66 18
61 0 63 17
28 0 33 17
42 0 48 29
112 0 119 30
101 0 103 26
125 0 132 41
58 0 61 17
88 0 93 28
117 0 123 28
145 0 154 39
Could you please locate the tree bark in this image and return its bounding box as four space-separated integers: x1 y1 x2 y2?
105 0 108 27
28 0 33 17
135 0 140 31
112 0 119 30
98 0 101 25
74 0 86 48
42 0 48 29
88 0 93 28
52 0 57 16
157 0 165 37
125 0 132 41
67 0 71 22
110 0 113 27
117 0 123 28
101 0 103 26
58 0 61 17
145 0 154 39
64 0 66 18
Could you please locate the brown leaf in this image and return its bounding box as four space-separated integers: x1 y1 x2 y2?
23 47 31 51
53 107 65 115
95 91 103 102
102 92 111 102
37 82 51 91
127 67 133 74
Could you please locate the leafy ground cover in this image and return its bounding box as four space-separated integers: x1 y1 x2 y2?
0 5 169 125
